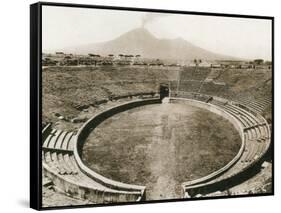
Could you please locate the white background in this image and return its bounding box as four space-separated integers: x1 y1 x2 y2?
0 0 279 212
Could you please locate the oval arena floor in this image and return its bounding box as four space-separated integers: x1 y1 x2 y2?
81 102 241 200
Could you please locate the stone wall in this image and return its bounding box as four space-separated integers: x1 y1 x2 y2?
74 98 161 197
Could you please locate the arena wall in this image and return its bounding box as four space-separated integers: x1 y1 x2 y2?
43 163 142 203
171 97 271 197
55 95 269 200
169 98 246 191
74 98 161 195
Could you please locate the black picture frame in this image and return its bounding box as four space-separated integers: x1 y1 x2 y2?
30 1 274 210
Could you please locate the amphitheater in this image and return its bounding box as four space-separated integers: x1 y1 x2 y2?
42 65 272 206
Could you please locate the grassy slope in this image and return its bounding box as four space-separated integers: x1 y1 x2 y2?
43 66 272 124
43 66 178 123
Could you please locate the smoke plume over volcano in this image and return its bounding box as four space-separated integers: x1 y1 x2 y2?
141 13 169 28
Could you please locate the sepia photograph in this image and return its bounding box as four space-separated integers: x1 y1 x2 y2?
38 3 273 209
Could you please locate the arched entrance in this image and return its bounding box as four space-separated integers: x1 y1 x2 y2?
160 83 169 100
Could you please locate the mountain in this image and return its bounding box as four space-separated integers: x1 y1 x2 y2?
59 28 236 61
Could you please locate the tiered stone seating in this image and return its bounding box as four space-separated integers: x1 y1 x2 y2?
199 82 226 96
43 129 56 148
240 125 267 163
240 135 256 163
235 96 272 113
43 129 75 151
178 80 202 93
174 67 211 94
172 91 210 102
228 104 260 125
43 95 270 200
209 98 228 106
217 104 248 128
212 101 269 164
55 131 68 149
215 103 261 129
181 67 211 81
42 127 145 203
205 69 221 80
181 97 271 198
43 148 143 202
256 138 266 157
48 130 62 149
238 100 263 112
62 132 74 150
171 91 194 99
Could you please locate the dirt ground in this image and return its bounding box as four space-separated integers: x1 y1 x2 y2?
82 102 241 200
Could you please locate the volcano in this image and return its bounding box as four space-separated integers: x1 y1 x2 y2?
60 28 236 60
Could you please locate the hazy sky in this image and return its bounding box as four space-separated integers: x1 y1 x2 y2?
42 5 272 60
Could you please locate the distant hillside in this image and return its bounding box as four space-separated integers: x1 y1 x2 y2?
59 28 237 61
